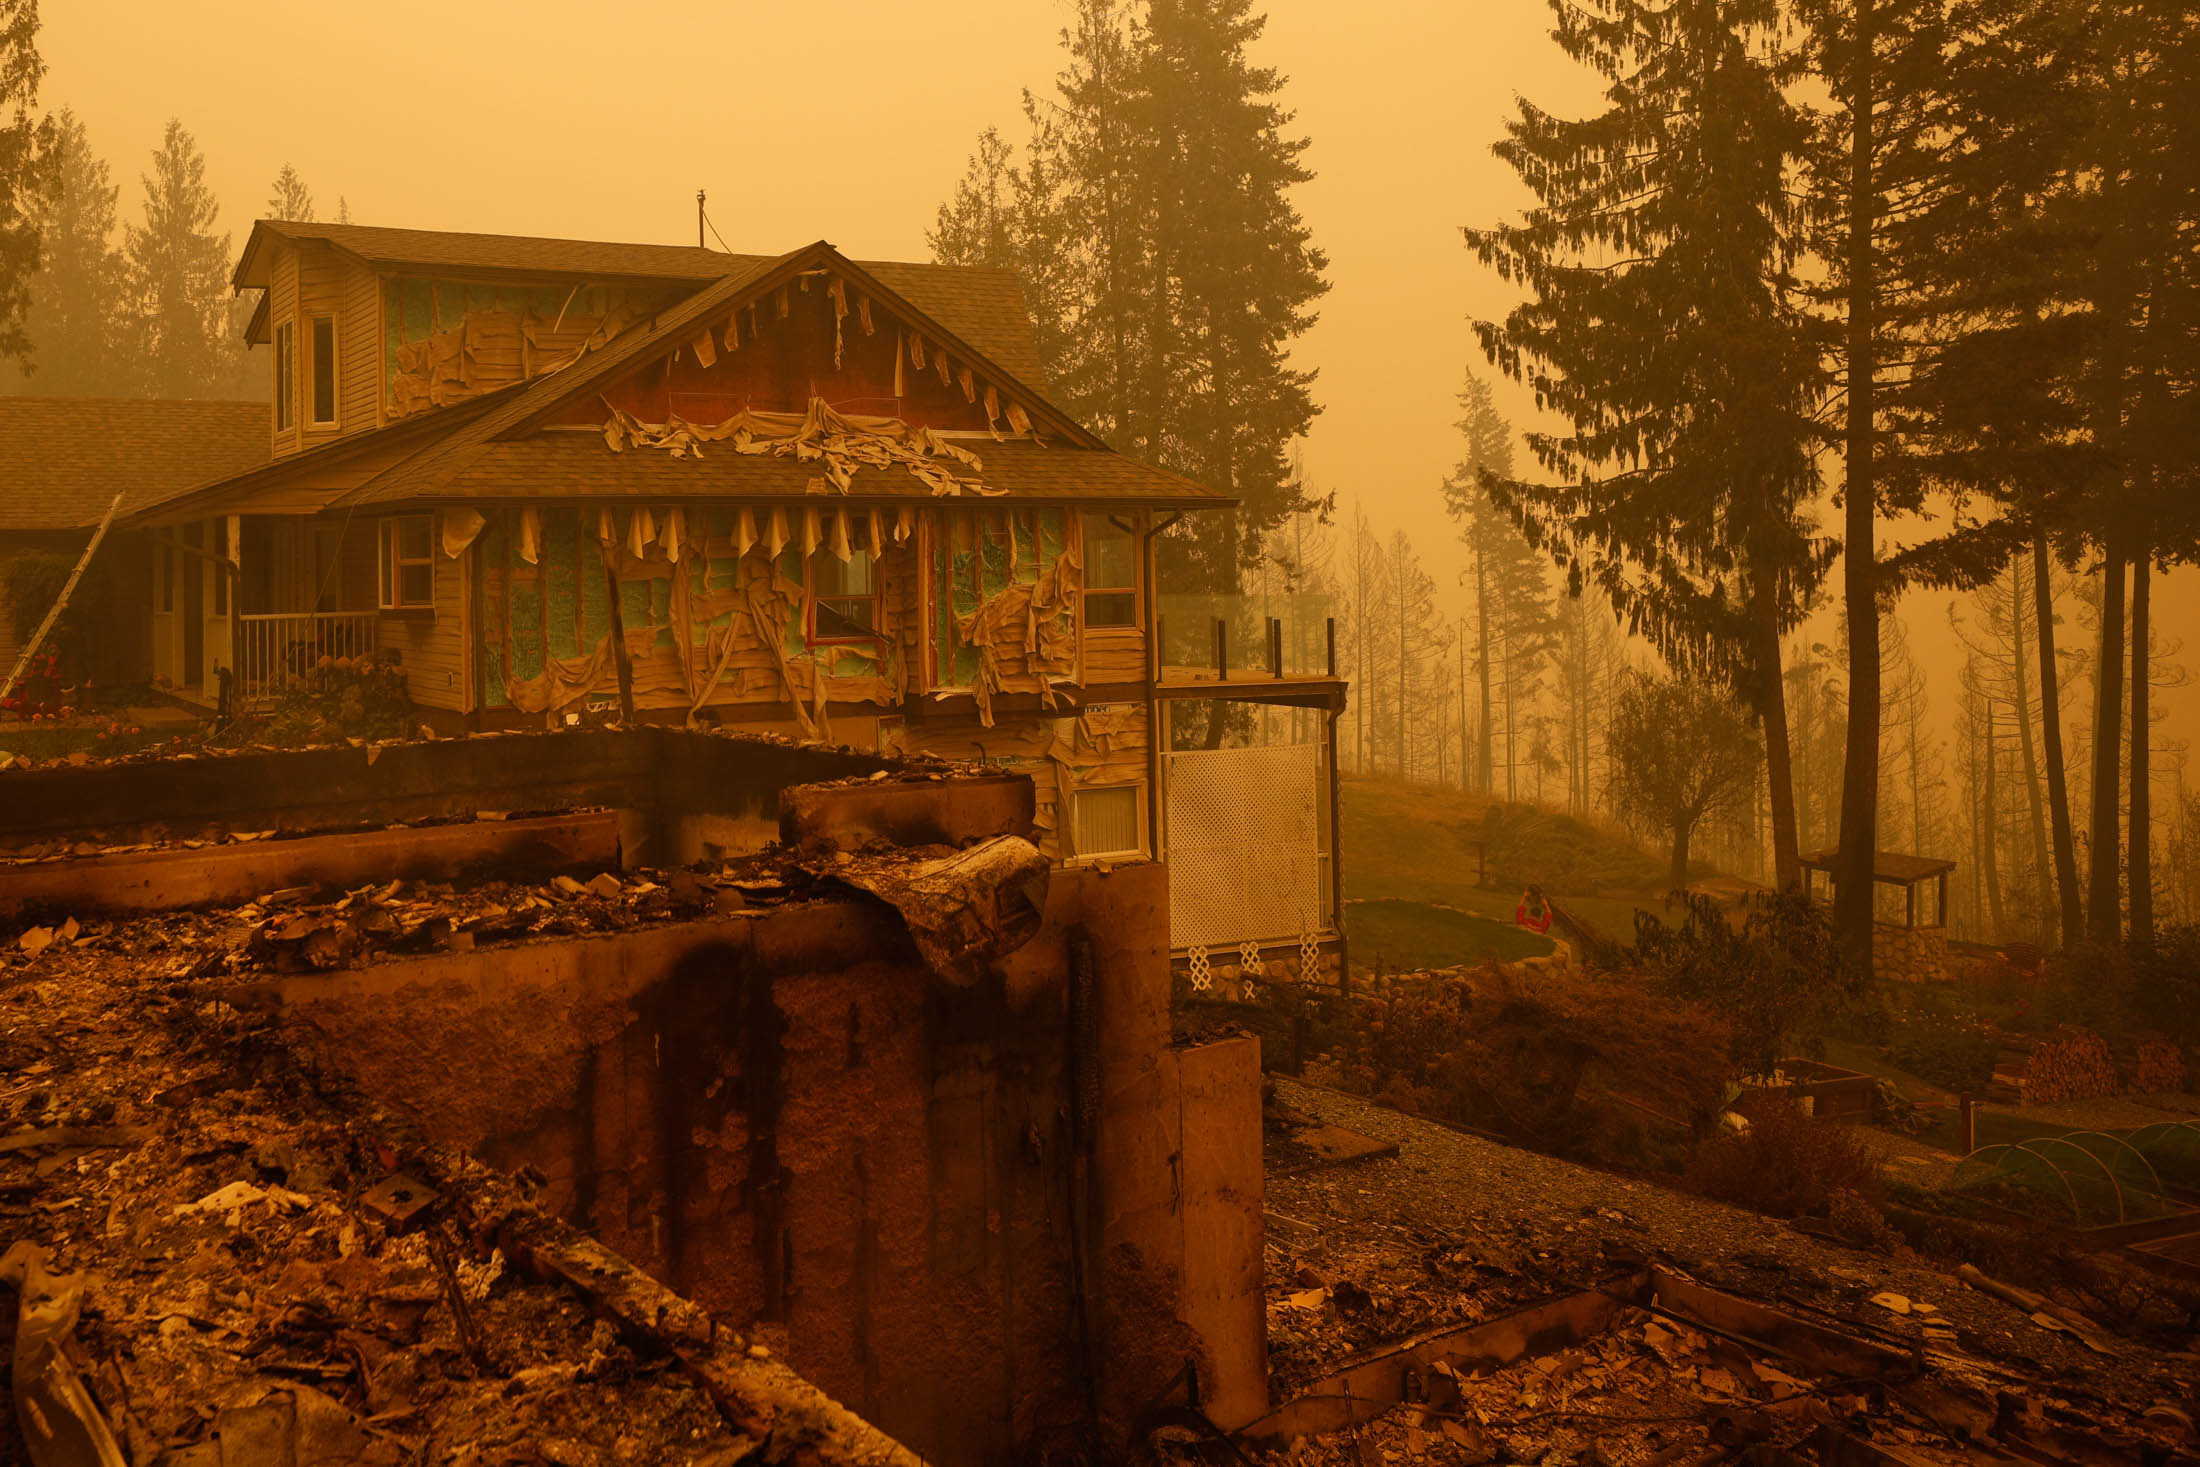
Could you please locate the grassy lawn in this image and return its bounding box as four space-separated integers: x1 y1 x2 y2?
1346 897 1553 974
1341 775 1694 947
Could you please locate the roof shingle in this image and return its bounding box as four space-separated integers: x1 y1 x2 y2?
0 398 270 530
236 221 1051 387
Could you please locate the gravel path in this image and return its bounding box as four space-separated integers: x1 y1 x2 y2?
1266 1076 2197 1421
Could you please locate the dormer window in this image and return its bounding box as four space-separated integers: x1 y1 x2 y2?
273 321 295 431
310 315 337 426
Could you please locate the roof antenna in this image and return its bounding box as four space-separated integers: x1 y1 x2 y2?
697 189 707 249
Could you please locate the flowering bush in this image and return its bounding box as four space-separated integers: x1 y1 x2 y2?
254 654 414 746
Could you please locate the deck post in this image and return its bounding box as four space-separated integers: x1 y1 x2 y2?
1215 617 1228 682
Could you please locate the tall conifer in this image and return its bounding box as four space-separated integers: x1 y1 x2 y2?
123 119 239 398
17 108 123 394
0 0 52 370
1464 0 1830 890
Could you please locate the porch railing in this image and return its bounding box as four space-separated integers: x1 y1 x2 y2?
232 611 379 703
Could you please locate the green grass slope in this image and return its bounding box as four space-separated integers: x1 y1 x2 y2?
1339 776 1710 971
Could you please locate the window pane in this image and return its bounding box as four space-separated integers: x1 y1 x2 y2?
816 597 876 638
1074 786 1141 856
1085 591 1137 628
311 318 336 422
814 548 874 597
399 563 433 607
397 516 432 560
1082 514 1135 590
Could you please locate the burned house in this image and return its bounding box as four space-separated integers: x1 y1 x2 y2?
3 219 1345 980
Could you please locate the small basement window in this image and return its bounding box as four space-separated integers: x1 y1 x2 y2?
810 517 880 640
273 321 295 431
1071 784 1143 859
378 515 434 610
309 315 337 426
1081 513 1137 628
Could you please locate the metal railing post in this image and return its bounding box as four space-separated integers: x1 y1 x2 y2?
1214 617 1228 682
1326 617 1337 678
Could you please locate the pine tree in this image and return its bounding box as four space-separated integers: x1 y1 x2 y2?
0 0 53 369
937 0 1327 604
1440 367 1529 793
16 107 123 394
267 162 314 222
1793 0 1950 974
123 119 239 398
1464 0 1831 891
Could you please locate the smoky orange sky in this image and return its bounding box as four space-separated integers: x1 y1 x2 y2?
44 0 2194 829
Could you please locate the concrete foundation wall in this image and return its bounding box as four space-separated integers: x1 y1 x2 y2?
0 728 893 861
232 861 1265 1464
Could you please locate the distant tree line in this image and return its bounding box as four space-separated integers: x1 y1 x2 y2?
0 3 347 400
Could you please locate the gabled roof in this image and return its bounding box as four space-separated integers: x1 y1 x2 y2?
118 387 525 527
329 241 1158 511
232 220 1051 386
0 398 270 530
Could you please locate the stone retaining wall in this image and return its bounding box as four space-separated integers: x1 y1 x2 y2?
1874 921 1948 982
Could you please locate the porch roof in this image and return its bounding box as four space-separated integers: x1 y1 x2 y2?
0 397 269 530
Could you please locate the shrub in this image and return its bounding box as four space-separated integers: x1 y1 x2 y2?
249 655 414 746
1683 1099 1882 1219
1332 963 1734 1165
1885 1005 2000 1091
3 549 118 688
1635 887 1864 1077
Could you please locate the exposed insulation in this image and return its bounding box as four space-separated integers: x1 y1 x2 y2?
601 397 1006 498
382 278 674 420
472 506 905 723
928 508 1081 727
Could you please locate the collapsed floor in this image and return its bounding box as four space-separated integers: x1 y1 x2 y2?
0 889 915 1466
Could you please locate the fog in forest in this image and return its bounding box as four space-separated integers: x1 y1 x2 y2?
23 0 2198 940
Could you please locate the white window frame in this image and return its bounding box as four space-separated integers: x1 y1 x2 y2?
1068 782 1147 861
1079 512 1139 629
308 313 339 427
378 515 435 611
273 320 295 432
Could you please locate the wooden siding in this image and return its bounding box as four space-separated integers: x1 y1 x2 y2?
342 264 382 431
269 248 300 459
1081 626 1147 687
377 521 467 711
885 703 1148 859
296 243 347 448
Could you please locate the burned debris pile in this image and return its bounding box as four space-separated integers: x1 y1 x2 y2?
0 908 912 1466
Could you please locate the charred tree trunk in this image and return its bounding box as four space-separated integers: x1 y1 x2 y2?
1834 1 1882 980
1476 542 1494 793
2034 538 2083 946
2131 548 2152 947
2010 564 2055 945
1754 578 1802 890
2087 549 2126 945
1983 694 2005 941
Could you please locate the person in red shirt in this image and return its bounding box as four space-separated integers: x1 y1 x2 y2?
1516 884 1553 935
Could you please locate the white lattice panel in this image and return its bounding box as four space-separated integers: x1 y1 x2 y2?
1164 743 1325 950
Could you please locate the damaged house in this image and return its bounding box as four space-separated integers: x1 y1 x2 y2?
1 220 1345 981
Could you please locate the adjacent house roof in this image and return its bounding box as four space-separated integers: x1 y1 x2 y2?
231 220 1051 386
0 398 270 530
